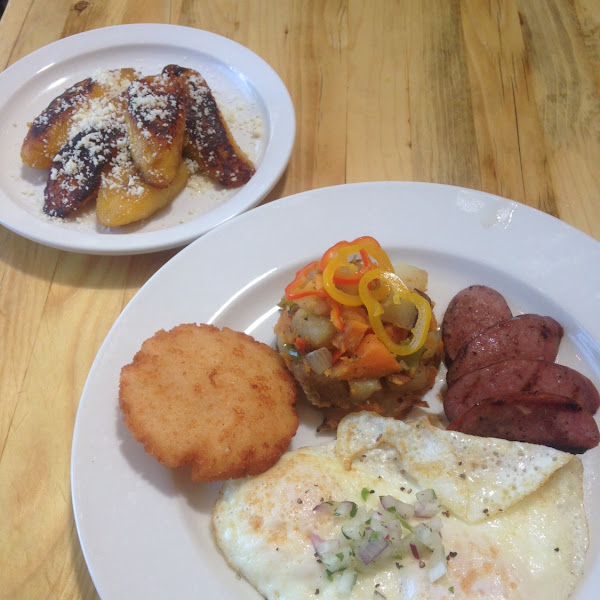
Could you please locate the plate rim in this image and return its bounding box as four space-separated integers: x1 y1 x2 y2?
71 181 600 599
0 23 296 255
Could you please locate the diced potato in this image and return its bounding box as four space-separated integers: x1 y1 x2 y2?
291 308 337 347
394 260 428 291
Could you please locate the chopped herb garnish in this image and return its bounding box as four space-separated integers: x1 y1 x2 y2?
361 487 370 501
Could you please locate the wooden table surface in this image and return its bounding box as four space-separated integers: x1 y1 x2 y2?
0 1 598 598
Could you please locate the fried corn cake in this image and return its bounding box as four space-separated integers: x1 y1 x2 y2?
119 324 299 481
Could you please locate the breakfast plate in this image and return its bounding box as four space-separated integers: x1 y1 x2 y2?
71 182 600 598
0 24 295 254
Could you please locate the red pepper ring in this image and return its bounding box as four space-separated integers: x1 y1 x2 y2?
284 260 329 300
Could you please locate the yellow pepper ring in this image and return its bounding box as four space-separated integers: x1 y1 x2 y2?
322 242 394 306
359 268 432 356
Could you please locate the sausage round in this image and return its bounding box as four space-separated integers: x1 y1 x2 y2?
447 392 600 454
441 285 512 363
446 314 563 385
444 358 600 421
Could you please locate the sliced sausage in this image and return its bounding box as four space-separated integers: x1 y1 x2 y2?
447 392 600 454
444 359 600 421
446 314 563 385
441 285 512 363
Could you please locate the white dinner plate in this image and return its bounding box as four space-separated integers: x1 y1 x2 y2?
71 182 600 599
0 24 294 254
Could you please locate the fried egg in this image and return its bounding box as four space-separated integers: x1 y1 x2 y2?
335 413 575 522
212 413 588 600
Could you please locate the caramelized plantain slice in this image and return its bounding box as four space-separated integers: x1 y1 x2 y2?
162 64 255 188
21 68 138 170
43 126 121 218
96 139 189 227
125 72 186 188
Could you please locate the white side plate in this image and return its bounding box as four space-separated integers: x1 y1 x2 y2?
0 24 295 254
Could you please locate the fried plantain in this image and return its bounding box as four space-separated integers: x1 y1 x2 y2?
96 135 189 227
21 68 138 170
43 126 121 218
162 64 255 188
125 72 186 188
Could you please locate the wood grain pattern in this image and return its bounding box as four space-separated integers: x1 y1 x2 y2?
0 1 598 598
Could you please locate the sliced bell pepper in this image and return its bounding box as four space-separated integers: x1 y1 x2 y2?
358 268 432 356
285 260 329 300
322 240 394 306
318 236 382 272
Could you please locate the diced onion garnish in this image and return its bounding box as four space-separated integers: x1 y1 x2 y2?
414 522 443 551
313 501 335 514
428 546 448 583
380 495 415 520
313 500 357 518
310 488 447 594
336 569 358 593
310 533 340 556
357 530 389 564
414 489 441 518
334 501 358 518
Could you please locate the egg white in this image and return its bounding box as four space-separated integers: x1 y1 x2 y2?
212 416 587 600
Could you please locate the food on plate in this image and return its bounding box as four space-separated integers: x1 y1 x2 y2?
20 64 255 226
444 358 600 421
441 284 512 363
119 323 298 481
447 391 600 453
125 72 187 188
212 412 587 599
163 64 255 188
20 68 138 169
442 285 600 452
44 125 122 217
96 142 190 227
445 314 564 385
274 236 442 430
